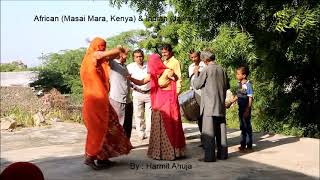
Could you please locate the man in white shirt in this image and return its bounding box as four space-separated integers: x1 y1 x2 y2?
127 49 151 140
188 50 206 135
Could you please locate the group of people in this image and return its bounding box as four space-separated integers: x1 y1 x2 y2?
80 37 254 170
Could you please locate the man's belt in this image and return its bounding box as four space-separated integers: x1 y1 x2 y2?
133 88 150 94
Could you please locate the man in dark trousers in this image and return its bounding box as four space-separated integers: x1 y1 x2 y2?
192 51 229 162
109 50 133 139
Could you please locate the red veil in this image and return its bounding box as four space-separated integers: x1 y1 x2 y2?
147 54 186 152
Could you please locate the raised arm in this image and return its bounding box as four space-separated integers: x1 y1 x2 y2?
94 47 127 60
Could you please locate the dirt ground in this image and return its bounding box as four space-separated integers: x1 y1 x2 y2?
1 122 319 180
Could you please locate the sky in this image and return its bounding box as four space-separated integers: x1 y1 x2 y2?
1 1 145 67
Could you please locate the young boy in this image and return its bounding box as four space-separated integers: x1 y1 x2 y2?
233 66 254 151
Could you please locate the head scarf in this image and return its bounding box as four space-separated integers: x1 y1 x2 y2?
148 54 167 76
147 54 168 107
84 37 106 58
80 37 108 85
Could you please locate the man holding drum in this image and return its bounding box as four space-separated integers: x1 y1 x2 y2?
188 49 206 135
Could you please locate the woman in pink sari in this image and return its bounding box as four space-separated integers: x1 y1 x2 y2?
128 54 186 160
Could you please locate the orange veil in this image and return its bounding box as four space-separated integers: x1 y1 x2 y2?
80 38 132 159
80 37 110 157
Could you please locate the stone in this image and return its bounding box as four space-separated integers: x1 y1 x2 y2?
33 112 45 126
1 117 17 130
36 90 44 96
51 118 62 123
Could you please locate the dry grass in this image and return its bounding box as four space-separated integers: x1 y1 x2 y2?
0 87 82 127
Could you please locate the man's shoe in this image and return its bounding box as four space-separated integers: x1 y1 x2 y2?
238 146 246 151
217 154 228 160
246 146 253 152
217 157 228 160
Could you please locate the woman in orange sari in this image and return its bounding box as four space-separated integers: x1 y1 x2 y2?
80 37 133 170
128 54 186 160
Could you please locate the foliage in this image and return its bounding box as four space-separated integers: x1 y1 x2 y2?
2 106 34 127
110 0 320 137
30 30 147 104
30 49 86 104
1 102 83 127
107 29 147 49
107 29 149 63
41 89 82 124
136 12 207 84
42 88 69 110
226 105 240 130
29 0 320 136
27 66 41 71
213 25 257 68
0 61 28 72
45 109 82 124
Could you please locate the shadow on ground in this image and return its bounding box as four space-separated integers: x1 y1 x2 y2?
1 124 317 180
183 126 300 158
12 148 316 180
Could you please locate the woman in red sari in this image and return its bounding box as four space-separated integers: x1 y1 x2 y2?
80 37 133 170
128 54 186 160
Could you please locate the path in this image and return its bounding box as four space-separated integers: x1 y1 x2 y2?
0 71 38 87
1 122 319 180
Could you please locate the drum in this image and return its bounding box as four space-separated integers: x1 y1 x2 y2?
178 90 201 121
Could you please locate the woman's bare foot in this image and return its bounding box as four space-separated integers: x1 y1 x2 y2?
84 156 103 170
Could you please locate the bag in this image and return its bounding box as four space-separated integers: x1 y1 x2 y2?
178 90 201 121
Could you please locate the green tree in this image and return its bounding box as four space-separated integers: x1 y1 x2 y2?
30 30 148 104
107 29 149 63
110 0 320 137
30 49 86 103
0 61 28 72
